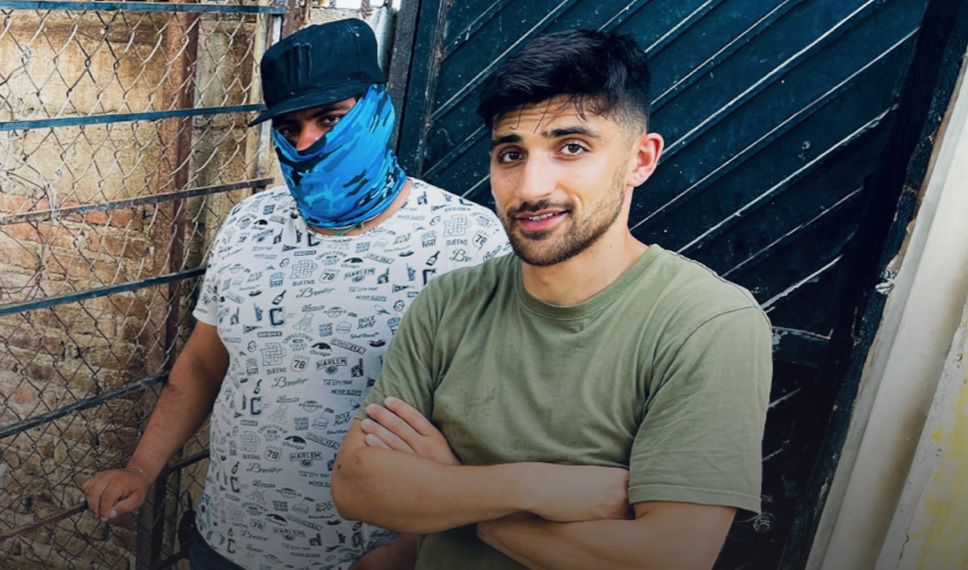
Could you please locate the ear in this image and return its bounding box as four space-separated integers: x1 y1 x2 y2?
626 132 664 188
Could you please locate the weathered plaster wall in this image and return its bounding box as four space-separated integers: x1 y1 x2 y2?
886 315 968 570
879 76 968 568
809 44 968 570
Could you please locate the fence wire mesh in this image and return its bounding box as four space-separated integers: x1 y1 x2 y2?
0 2 282 568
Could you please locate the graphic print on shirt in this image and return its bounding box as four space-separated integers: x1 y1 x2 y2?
193 180 509 570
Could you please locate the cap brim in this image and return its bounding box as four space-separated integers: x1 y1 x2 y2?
248 80 381 127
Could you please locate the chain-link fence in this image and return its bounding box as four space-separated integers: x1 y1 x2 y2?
0 1 286 567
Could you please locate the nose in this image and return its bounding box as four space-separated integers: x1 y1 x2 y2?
516 155 556 204
295 123 325 152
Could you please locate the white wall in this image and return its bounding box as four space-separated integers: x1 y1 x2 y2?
808 45 968 570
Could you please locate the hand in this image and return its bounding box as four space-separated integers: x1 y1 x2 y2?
82 467 151 522
361 397 460 465
526 464 632 523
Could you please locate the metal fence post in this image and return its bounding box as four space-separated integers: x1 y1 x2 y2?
139 2 201 567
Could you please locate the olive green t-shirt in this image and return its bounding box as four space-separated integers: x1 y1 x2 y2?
359 245 773 570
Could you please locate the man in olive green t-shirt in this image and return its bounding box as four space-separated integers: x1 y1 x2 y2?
333 29 772 570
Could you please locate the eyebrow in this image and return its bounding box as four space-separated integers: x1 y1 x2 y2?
490 133 522 148
490 125 601 148
546 126 600 139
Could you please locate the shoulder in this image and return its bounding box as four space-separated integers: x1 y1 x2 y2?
640 246 770 330
223 185 294 224
406 179 510 263
632 249 772 390
209 186 293 257
419 251 516 307
410 179 503 229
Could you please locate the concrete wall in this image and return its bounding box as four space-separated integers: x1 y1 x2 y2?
885 298 968 570
808 42 968 570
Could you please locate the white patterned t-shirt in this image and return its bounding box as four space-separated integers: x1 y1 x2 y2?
192 179 510 570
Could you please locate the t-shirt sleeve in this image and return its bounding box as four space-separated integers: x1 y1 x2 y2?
191 242 223 326
356 281 440 420
191 202 243 326
628 306 772 515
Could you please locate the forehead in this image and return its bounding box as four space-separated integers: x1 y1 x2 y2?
491 96 618 138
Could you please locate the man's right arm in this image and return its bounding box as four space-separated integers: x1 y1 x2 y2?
331 420 631 534
83 321 228 522
333 272 630 534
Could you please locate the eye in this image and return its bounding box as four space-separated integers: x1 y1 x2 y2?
275 125 298 142
560 142 588 156
496 148 523 164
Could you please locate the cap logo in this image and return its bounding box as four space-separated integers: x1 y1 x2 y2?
285 43 313 94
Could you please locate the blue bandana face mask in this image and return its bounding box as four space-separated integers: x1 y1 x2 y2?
272 85 406 230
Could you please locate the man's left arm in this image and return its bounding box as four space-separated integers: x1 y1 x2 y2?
477 501 734 570
476 302 772 570
360 300 773 570
362 401 735 570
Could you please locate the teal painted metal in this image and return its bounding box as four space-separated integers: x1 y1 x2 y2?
0 105 264 132
0 178 273 226
0 268 204 317
0 373 168 440
0 1 286 14
393 0 967 568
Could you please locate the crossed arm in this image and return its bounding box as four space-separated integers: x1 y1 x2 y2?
332 398 736 570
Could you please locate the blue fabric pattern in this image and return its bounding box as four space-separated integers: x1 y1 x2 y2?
272 84 406 229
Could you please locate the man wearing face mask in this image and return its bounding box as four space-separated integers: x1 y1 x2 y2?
82 19 509 570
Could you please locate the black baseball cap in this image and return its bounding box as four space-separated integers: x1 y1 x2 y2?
249 19 385 127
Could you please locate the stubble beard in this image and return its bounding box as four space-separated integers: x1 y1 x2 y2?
502 178 627 267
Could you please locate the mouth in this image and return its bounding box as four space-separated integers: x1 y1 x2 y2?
521 212 559 221
515 209 567 232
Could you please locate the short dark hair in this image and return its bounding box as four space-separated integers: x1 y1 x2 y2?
476 29 652 131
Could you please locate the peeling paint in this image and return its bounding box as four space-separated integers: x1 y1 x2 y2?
913 336 968 570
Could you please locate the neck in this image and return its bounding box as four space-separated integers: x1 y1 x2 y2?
310 178 412 237
520 226 648 306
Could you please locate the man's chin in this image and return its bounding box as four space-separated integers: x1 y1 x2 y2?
510 240 571 267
